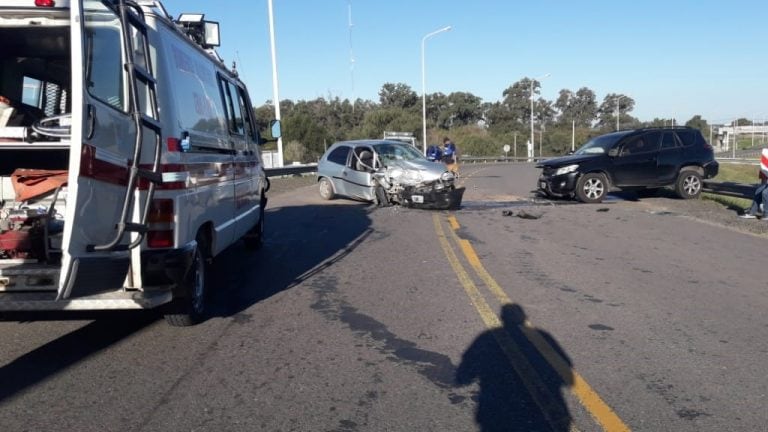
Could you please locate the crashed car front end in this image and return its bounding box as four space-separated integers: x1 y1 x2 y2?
373 165 464 210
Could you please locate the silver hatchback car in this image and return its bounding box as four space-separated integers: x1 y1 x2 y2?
317 140 464 209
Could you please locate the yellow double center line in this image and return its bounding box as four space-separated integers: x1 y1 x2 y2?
433 214 630 432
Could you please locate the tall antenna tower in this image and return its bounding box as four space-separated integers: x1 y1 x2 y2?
348 0 355 109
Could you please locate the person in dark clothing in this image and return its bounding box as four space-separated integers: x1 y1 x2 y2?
426 144 443 162
442 137 459 175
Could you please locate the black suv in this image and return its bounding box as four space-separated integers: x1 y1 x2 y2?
536 127 719 203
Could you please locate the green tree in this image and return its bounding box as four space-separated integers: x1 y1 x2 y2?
554 87 597 127
355 107 421 141
281 111 328 162
441 91 483 128
685 115 710 134
378 83 418 110
597 93 635 130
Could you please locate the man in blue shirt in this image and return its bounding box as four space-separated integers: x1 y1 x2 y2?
426 144 443 162
442 137 459 175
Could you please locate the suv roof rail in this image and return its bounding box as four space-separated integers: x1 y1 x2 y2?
636 126 693 131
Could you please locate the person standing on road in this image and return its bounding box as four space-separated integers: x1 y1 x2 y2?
442 137 459 176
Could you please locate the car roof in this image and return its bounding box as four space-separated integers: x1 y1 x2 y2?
331 139 413 147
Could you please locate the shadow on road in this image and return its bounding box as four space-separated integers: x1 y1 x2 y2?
0 201 372 404
456 304 574 432
0 311 157 404
205 202 373 319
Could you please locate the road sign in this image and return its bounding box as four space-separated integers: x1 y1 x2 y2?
503 144 510 153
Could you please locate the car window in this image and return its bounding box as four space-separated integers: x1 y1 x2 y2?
374 143 424 164
675 130 697 147
327 146 350 165
621 133 660 156
352 146 376 171
643 132 661 152
661 132 678 149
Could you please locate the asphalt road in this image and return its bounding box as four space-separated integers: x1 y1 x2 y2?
1 164 766 432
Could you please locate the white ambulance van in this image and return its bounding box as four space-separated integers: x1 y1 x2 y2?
0 0 280 325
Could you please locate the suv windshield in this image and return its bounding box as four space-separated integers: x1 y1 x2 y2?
575 132 627 155
374 143 424 164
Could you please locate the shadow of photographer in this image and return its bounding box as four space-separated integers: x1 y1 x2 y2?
456 303 574 432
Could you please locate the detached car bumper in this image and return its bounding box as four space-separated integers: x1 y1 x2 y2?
401 187 465 210
538 173 579 197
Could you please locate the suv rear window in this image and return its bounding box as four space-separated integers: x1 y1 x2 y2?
675 130 698 147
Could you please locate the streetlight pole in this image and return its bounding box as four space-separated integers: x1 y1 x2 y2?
421 26 451 154
530 73 550 159
267 0 283 166
615 96 624 131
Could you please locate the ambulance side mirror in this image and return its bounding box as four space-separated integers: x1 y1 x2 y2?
270 120 281 139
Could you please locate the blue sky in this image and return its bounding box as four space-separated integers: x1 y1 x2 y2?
163 0 767 124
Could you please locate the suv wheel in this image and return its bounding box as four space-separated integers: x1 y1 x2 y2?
575 173 608 203
675 170 702 199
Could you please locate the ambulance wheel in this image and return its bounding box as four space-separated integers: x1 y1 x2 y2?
244 199 266 250
165 232 209 327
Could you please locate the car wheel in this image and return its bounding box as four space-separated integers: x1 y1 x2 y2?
675 170 702 199
165 232 209 327
244 197 266 250
318 177 335 200
575 173 607 203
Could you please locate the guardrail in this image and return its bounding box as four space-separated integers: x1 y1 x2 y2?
265 164 317 177
703 180 756 199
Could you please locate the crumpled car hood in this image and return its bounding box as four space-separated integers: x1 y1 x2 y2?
382 159 447 185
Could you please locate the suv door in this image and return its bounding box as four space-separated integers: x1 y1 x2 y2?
657 131 683 183
610 132 661 186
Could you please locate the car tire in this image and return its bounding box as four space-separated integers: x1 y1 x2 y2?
675 170 702 199
244 196 266 250
318 177 335 200
165 232 209 327
575 173 608 203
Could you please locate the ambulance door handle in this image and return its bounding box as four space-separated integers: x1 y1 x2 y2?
86 104 96 140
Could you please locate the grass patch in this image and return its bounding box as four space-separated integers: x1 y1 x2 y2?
702 163 759 211
715 163 760 183
702 193 751 211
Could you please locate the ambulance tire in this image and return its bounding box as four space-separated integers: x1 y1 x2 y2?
244 199 266 250
165 232 210 326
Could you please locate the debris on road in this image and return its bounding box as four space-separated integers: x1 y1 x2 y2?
597 208 610 212
501 209 543 219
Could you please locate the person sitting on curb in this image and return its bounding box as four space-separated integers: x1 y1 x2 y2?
740 169 768 219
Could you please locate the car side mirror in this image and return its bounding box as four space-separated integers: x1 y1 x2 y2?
567 150 575 155
270 119 282 139
608 148 619 157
